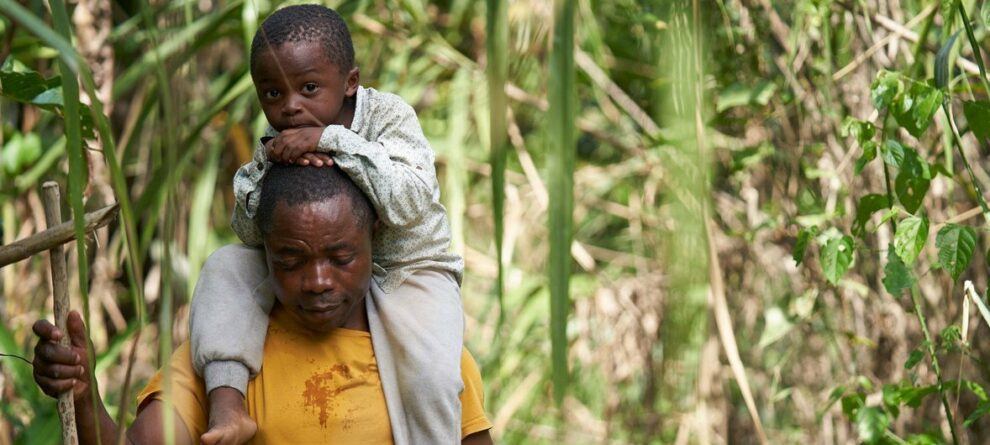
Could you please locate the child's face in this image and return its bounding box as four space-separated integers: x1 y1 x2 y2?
252 41 359 131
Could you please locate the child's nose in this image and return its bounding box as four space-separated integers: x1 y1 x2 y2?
282 94 303 116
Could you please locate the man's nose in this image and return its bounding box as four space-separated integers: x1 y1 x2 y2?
302 262 335 293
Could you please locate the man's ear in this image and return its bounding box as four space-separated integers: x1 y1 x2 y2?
345 67 360 97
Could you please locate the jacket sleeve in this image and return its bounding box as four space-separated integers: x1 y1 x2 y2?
316 98 437 228
230 128 277 247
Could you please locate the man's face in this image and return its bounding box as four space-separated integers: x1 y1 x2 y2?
263 196 372 334
252 41 359 131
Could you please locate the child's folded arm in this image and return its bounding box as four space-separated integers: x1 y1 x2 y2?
230 139 270 246
318 100 437 228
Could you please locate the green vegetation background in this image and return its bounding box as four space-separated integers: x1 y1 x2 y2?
1 0 990 444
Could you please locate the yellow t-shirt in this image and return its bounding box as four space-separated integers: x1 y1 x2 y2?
137 307 492 444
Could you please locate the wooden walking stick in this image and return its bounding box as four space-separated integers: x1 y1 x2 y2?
42 182 79 445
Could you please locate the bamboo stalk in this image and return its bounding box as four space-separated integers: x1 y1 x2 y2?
0 203 118 268
42 182 79 445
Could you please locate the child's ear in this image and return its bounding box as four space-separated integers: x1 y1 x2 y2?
345 67 360 97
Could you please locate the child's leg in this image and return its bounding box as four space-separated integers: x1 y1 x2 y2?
367 269 464 445
189 244 273 443
190 244 274 392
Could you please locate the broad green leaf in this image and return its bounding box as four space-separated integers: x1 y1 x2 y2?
905 348 924 369
855 141 878 174
853 194 890 236
963 100 990 141
894 149 933 215
842 393 865 417
892 82 943 137
883 247 914 296
0 67 60 101
0 67 96 138
935 224 977 280
895 170 930 214
894 216 928 264
898 384 937 407
821 235 854 285
855 406 889 444
882 384 901 418
881 140 906 168
793 226 817 265
1 132 42 176
842 117 876 145
871 70 901 110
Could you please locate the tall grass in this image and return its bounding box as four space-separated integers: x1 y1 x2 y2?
4 1 989 444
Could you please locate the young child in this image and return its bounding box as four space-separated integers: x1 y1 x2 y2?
189 5 465 444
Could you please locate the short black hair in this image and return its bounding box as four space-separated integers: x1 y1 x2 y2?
256 164 375 236
250 4 355 74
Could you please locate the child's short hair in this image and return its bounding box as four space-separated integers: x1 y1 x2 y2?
250 4 355 74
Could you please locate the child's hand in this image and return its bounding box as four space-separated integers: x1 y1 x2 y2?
294 152 335 167
265 127 324 163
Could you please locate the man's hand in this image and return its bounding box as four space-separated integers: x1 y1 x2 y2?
32 311 91 402
201 387 258 445
265 127 326 164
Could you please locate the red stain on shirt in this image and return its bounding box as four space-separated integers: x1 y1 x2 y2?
302 364 352 428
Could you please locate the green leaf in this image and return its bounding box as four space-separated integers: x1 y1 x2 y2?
894 216 929 264
842 393 865 417
856 406 890 444
855 141 878 174
821 235 855 285
547 0 576 406
854 194 890 237
871 70 901 110
882 384 901 418
935 224 977 280
965 401 990 427
939 325 961 351
0 65 96 138
892 82 943 137
881 140 906 168
1 132 42 176
905 348 924 369
895 170 930 214
883 246 914 296
758 307 794 348
963 100 990 141
935 30 962 90
793 226 817 265
716 81 777 112
961 380 989 402
897 384 938 407
843 117 876 145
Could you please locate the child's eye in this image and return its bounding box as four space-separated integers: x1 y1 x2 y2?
265 89 281 99
303 83 319 93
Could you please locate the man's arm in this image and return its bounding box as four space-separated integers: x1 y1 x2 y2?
32 311 192 445
462 430 494 445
